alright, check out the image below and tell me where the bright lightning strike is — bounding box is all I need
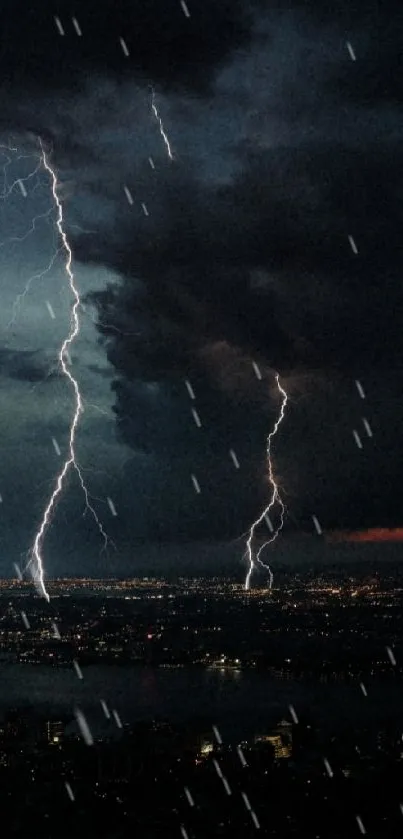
[24,139,112,600]
[150,88,174,161]
[244,372,288,591]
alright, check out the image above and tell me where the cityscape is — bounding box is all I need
[1,566,402,679]
[1,0,402,837]
[1,562,403,837]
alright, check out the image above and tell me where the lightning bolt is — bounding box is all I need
[0,207,54,250]
[150,87,174,161]
[16,138,113,600]
[244,372,288,591]
[0,145,42,200]
[0,145,61,329]
[7,247,63,328]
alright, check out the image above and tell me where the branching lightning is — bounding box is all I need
[244,372,288,590]
[0,146,42,200]
[0,206,54,250]
[7,247,63,328]
[150,88,174,161]
[12,138,113,600]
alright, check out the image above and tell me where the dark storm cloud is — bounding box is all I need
[0,349,57,383]
[69,0,403,538]
[0,0,253,96]
[79,162,294,375]
[3,0,402,550]
[74,134,403,538]
[326,39,403,109]
[268,0,402,34]
[86,363,114,379]
[81,138,403,381]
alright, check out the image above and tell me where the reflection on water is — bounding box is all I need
[0,664,401,740]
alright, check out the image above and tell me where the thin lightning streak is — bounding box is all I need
[7,247,63,328]
[80,301,140,337]
[0,207,54,249]
[0,147,61,328]
[0,155,42,200]
[244,372,288,590]
[150,88,174,161]
[26,139,112,600]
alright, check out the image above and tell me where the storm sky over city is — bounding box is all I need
[1,0,403,578]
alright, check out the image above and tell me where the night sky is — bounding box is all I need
[1,0,403,579]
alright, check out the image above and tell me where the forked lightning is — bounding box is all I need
[22,139,111,599]
[245,372,288,589]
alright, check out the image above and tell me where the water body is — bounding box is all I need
[0,664,401,741]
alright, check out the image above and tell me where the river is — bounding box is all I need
[1,663,402,741]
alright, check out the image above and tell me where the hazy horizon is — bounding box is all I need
[5,536,403,582]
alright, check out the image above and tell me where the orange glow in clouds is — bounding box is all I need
[328,528,403,543]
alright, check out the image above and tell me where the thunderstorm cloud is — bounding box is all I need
[0,0,402,574]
